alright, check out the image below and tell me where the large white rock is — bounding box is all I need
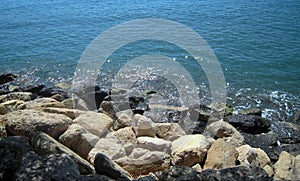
[133,114,156,137]
[274,151,300,180]
[171,134,214,166]
[59,124,100,159]
[73,111,113,137]
[137,136,171,154]
[155,123,186,141]
[105,127,137,145]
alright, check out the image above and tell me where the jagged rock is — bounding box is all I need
[113,109,134,130]
[88,138,126,164]
[273,151,300,180]
[0,73,17,84]
[73,111,113,137]
[14,152,84,180]
[0,92,33,103]
[224,114,271,134]
[205,120,244,146]
[41,107,85,119]
[59,124,100,159]
[199,165,273,181]
[156,166,202,181]
[115,150,170,177]
[155,123,186,141]
[236,145,259,166]
[94,153,131,181]
[17,97,66,110]
[171,134,214,166]
[137,136,171,153]
[99,101,116,118]
[204,138,238,169]
[5,109,72,139]
[0,136,32,180]
[105,127,137,145]
[133,114,156,137]
[31,132,95,175]
[0,100,24,114]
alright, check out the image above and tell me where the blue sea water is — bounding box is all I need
[0,0,299,122]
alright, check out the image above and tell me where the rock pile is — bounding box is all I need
[0,77,299,180]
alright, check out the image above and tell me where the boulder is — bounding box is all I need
[115,149,170,177]
[17,97,66,110]
[31,132,95,175]
[105,127,137,145]
[0,73,17,84]
[205,120,244,146]
[94,153,132,181]
[0,92,33,103]
[171,134,213,166]
[204,138,238,169]
[224,115,270,134]
[88,138,126,164]
[0,136,32,180]
[5,109,72,139]
[273,151,300,180]
[59,124,100,159]
[156,166,202,181]
[133,114,156,137]
[155,123,186,141]
[73,111,113,137]
[113,109,134,130]
[236,145,259,166]
[137,136,171,154]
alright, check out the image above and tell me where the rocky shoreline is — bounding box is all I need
[0,73,299,180]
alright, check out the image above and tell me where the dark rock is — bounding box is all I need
[129,96,148,115]
[82,174,114,181]
[13,84,45,96]
[133,175,158,181]
[156,166,203,181]
[224,115,271,134]
[0,73,17,85]
[199,165,272,181]
[38,87,68,99]
[84,90,108,110]
[94,153,131,181]
[0,84,10,95]
[0,136,32,181]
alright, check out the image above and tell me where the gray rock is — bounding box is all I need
[133,114,156,137]
[105,127,137,145]
[137,136,171,154]
[155,123,186,141]
[156,166,202,181]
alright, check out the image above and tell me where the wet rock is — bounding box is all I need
[14,152,83,181]
[31,132,95,175]
[204,138,238,169]
[0,136,32,181]
[13,84,45,96]
[0,92,33,103]
[105,127,137,145]
[133,114,156,137]
[199,165,273,181]
[171,134,213,167]
[155,123,186,141]
[73,111,113,137]
[94,153,131,181]
[224,114,271,134]
[0,73,17,84]
[17,97,66,110]
[271,121,300,144]
[156,166,202,181]
[137,136,171,153]
[273,151,300,180]
[59,124,100,159]
[5,109,72,139]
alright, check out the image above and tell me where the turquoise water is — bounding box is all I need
[0,0,299,122]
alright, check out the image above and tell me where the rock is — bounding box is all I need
[5,109,72,139]
[273,151,300,180]
[0,136,32,180]
[224,114,271,134]
[255,148,271,168]
[155,123,186,141]
[59,124,100,159]
[115,150,170,177]
[73,111,113,137]
[236,145,259,166]
[132,174,158,181]
[205,120,244,146]
[17,97,66,110]
[88,138,126,164]
[263,165,274,177]
[0,100,24,114]
[129,96,148,114]
[62,98,75,109]
[240,107,262,116]
[105,127,137,145]
[192,164,203,173]
[13,84,45,96]
[137,136,171,153]
[113,109,134,130]
[199,165,273,181]
[94,153,131,181]
[0,103,7,114]
[38,87,68,99]
[31,132,95,175]
[0,92,33,103]
[0,126,6,137]
[156,166,202,181]
[14,152,84,180]
[42,107,85,119]
[50,93,66,102]
[204,138,238,169]
[0,73,17,84]
[133,114,156,137]
[171,134,213,166]
[83,90,108,110]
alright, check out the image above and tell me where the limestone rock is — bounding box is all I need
[155,123,186,141]
[62,98,74,109]
[255,147,271,168]
[137,136,171,154]
[31,132,95,175]
[105,127,137,145]
[0,100,24,114]
[59,124,100,159]
[0,103,7,114]
[5,109,72,139]
[115,150,170,177]
[94,153,131,181]
[273,151,300,180]
[133,114,156,137]
[236,145,259,166]
[17,97,66,110]
[42,107,85,119]
[0,92,33,103]
[171,134,213,166]
[73,111,113,137]
[88,138,126,164]
[113,110,134,130]
[263,165,274,177]
[204,138,238,169]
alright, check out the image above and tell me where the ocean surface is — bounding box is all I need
[0,0,299,123]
